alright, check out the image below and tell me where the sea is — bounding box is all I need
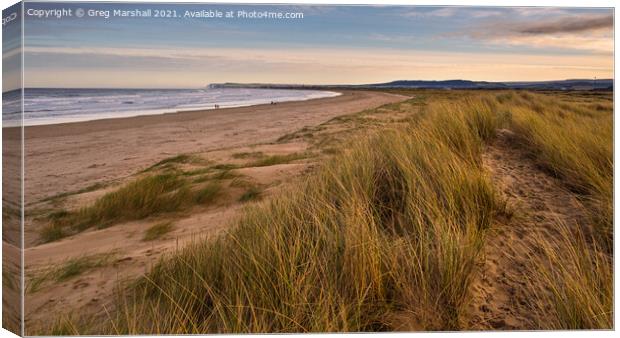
[2,88,341,127]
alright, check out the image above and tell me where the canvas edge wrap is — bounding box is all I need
[2,1,24,336]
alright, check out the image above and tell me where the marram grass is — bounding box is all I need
[42,92,612,334]
[54,96,506,334]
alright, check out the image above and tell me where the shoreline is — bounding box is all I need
[3,89,342,129]
[15,90,352,139]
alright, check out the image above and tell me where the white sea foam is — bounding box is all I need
[2,88,341,127]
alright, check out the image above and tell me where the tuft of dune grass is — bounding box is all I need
[232,151,264,159]
[194,182,223,204]
[41,174,187,241]
[211,170,239,180]
[41,182,107,203]
[248,153,308,167]
[27,252,116,293]
[523,221,612,329]
[143,222,175,242]
[141,154,208,173]
[41,174,222,243]
[238,186,262,202]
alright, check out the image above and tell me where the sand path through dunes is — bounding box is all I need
[467,129,588,329]
[22,90,407,204]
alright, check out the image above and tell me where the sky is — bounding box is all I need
[3,2,615,89]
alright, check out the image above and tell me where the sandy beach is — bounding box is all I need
[20,89,408,329]
[22,90,403,204]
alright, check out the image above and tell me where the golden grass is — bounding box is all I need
[40,174,188,242]
[497,91,613,249]
[40,174,223,243]
[523,222,612,329]
[60,95,508,334]
[42,91,612,333]
[494,91,613,328]
[248,153,308,167]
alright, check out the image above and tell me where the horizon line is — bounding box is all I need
[2,77,613,92]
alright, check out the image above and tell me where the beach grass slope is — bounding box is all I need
[44,90,612,333]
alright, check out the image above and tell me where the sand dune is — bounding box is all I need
[21,90,408,330]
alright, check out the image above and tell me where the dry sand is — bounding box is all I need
[467,129,589,329]
[23,90,403,204]
[19,90,408,330]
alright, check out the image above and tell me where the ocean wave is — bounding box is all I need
[2,88,341,126]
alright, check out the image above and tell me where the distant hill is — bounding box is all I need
[366,79,613,90]
[501,79,613,91]
[366,79,505,89]
[209,79,613,91]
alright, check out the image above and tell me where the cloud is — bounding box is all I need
[403,7,605,24]
[404,7,515,19]
[401,6,604,28]
[403,7,459,18]
[510,7,570,17]
[468,9,504,18]
[448,13,614,53]
[516,14,613,34]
